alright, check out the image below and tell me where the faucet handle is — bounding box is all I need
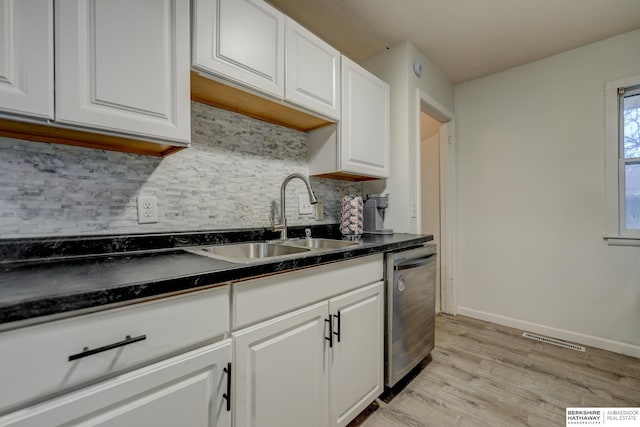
[269,215,284,231]
[304,228,312,238]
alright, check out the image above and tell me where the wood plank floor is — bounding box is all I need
[353,314,640,427]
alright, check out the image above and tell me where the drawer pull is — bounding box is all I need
[68,334,147,362]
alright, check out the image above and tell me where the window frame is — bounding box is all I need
[605,75,640,245]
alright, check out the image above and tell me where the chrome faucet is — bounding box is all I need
[271,173,318,240]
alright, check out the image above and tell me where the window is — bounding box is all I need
[605,76,640,244]
[622,86,640,230]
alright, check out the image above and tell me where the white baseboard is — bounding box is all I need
[457,306,640,359]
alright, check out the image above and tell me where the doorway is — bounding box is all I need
[416,89,455,315]
[420,112,442,312]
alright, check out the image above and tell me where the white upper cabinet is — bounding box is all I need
[285,17,340,120]
[0,0,53,119]
[55,0,191,143]
[340,56,390,178]
[307,56,390,180]
[192,0,340,123]
[193,0,285,98]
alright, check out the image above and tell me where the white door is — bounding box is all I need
[0,0,53,119]
[285,17,340,120]
[55,0,190,143]
[0,341,233,427]
[340,56,390,178]
[328,282,384,427]
[192,0,284,98]
[233,301,329,427]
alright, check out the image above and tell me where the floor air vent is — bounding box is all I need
[522,332,586,352]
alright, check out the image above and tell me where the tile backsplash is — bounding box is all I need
[0,102,362,238]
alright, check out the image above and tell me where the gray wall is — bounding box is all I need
[0,102,361,238]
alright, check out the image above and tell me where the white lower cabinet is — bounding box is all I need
[328,282,384,427]
[0,286,231,427]
[233,302,329,427]
[233,280,384,427]
[0,256,386,427]
[0,287,229,414]
[0,339,232,427]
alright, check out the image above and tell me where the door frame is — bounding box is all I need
[415,89,457,315]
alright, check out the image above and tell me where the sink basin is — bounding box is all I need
[283,238,361,250]
[184,242,310,263]
[184,238,360,264]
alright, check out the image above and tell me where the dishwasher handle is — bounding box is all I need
[394,254,435,271]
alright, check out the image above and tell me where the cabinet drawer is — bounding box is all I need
[0,286,229,414]
[0,340,232,427]
[232,255,383,329]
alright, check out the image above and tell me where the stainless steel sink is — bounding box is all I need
[283,238,361,250]
[184,242,310,263]
[184,238,361,264]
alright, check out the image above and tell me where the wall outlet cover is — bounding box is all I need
[299,195,313,215]
[409,201,417,219]
[314,202,325,220]
[137,196,158,224]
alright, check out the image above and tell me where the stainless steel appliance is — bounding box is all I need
[385,244,437,387]
[364,194,393,234]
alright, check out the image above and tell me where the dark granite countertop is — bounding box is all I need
[0,228,431,329]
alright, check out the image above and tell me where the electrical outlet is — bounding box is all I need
[299,195,313,215]
[137,196,158,224]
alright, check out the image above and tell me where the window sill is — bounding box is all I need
[603,235,640,246]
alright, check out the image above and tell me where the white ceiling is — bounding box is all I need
[267,0,640,84]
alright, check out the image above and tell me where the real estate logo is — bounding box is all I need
[566,408,640,426]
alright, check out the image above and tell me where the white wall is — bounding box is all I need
[363,41,454,233]
[455,29,640,356]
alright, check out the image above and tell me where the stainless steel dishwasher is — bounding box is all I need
[385,244,437,387]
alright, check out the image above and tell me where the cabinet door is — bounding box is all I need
[0,0,53,119]
[328,281,384,427]
[193,0,284,98]
[233,301,329,427]
[340,56,390,178]
[285,17,340,120]
[0,340,232,427]
[55,0,190,143]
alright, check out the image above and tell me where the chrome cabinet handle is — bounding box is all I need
[68,334,146,362]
